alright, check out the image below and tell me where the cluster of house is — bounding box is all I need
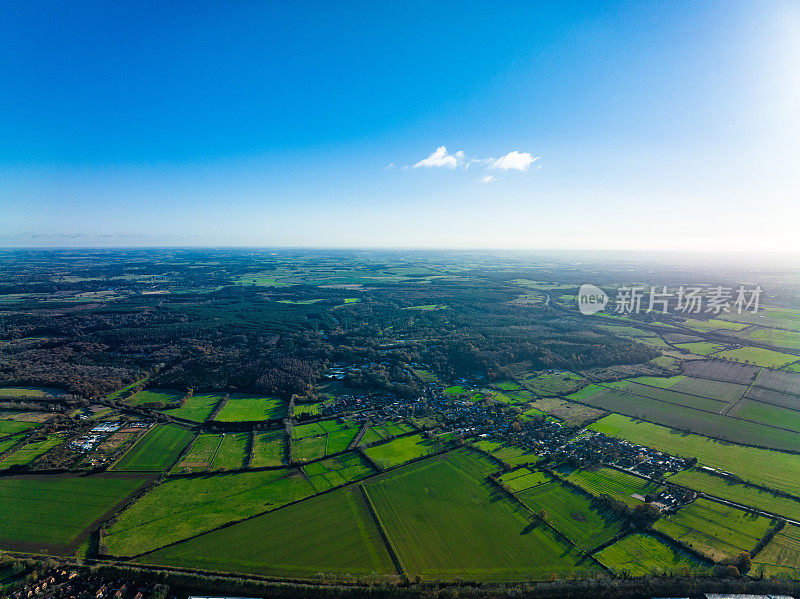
[8,569,167,599]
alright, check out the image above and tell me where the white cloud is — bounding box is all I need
[489,151,539,171]
[481,175,496,183]
[413,146,464,169]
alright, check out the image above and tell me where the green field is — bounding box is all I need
[572,384,800,452]
[211,432,250,470]
[653,498,774,562]
[682,318,749,332]
[590,414,800,497]
[105,468,315,556]
[594,533,705,576]
[127,388,184,406]
[359,421,414,445]
[291,419,360,461]
[303,452,375,492]
[0,434,26,455]
[739,327,800,350]
[293,402,322,417]
[250,430,286,467]
[668,468,800,521]
[0,420,37,436]
[558,466,663,507]
[754,523,800,578]
[0,435,63,469]
[498,468,550,492]
[470,439,540,467]
[364,433,440,469]
[173,433,221,473]
[214,393,287,422]
[716,346,798,368]
[363,449,595,581]
[0,387,63,398]
[675,341,723,356]
[519,370,586,396]
[161,392,223,422]
[140,485,396,578]
[517,479,623,551]
[111,424,194,472]
[0,474,148,551]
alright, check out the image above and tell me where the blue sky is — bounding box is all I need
[1,1,798,249]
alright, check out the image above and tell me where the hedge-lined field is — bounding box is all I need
[111,425,194,472]
[0,474,148,551]
[161,392,224,422]
[105,468,315,557]
[594,533,705,576]
[139,485,397,578]
[250,430,286,467]
[364,433,439,469]
[590,414,800,497]
[363,449,595,581]
[653,498,774,562]
[559,466,663,507]
[214,393,286,422]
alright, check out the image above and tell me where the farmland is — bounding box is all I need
[497,467,550,492]
[160,392,223,422]
[364,433,440,469]
[303,452,375,492]
[126,389,184,406]
[291,419,360,462]
[140,485,396,578]
[754,524,800,578]
[653,498,774,561]
[715,347,798,368]
[213,393,287,422]
[172,433,221,473]
[250,430,286,467]
[590,414,800,496]
[0,474,149,551]
[210,432,250,470]
[470,439,540,467]
[104,468,315,556]
[668,468,800,521]
[362,449,595,580]
[111,425,194,472]
[594,533,706,576]
[0,435,63,469]
[359,421,415,445]
[516,478,623,551]
[558,466,663,507]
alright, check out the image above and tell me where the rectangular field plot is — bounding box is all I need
[291,419,359,462]
[517,479,623,551]
[715,347,797,369]
[213,393,287,422]
[303,452,375,492]
[140,485,397,578]
[104,468,315,557]
[755,368,800,395]
[250,430,286,467]
[363,449,595,581]
[590,414,800,497]
[744,386,800,410]
[498,468,550,492]
[572,384,800,452]
[668,468,800,522]
[126,388,184,406]
[172,433,221,473]
[0,474,149,552]
[594,533,706,576]
[0,420,37,436]
[559,466,663,508]
[653,498,774,562]
[210,432,250,471]
[0,435,63,469]
[359,421,414,445]
[111,424,194,472]
[470,439,539,468]
[292,402,322,418]
[738,327,800,350]
[675,341,723,356]
[364,433,440,469]
[730,399,800,433]
[754,523,800,578]
[683,360,759,385]
[161,392,223,422]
